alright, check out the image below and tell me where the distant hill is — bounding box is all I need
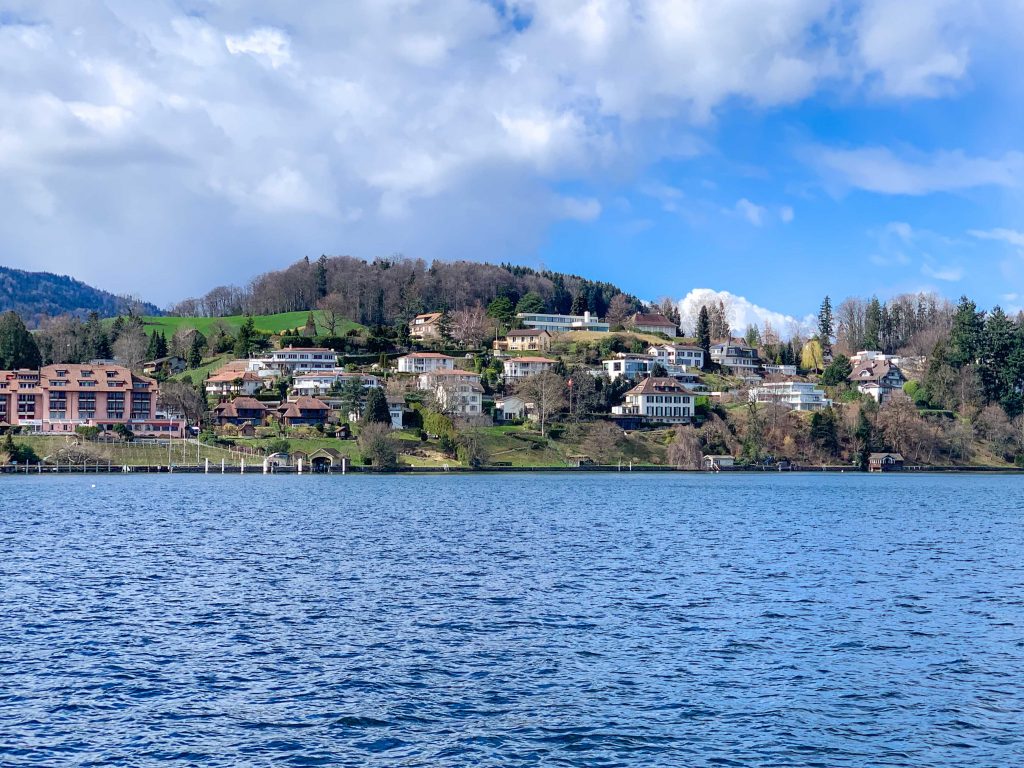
[0,266,159,327]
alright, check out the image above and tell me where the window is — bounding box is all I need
[79,392,96,419]
[107,392,125,419]
[49,392,67,420]
[18,394,36,418]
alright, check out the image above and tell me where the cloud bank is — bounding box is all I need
[677,288,815,338]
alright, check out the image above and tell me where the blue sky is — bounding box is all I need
[1,1,1022,322]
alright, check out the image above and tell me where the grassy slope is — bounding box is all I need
[116,311,364,338]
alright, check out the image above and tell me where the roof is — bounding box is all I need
[849,360,902,383]
[145,356,184,365]
[425,368,480,376]
[625,376,697,396]
[401,352,454,359]
[213,397,268,416]
[652,343,703,352]
[271,347,335,354]
[207,369,261,383]
[37,363,154,392]
[506,329,551,337]
[631,313,677,327]
[506,356,556,363]
[413,312,443,322]
[869,452,904,461]
[278,396,330,418]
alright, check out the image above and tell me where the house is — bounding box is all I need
[602,354,652,382]
[849,360,906,403]
[397,352,456,374]
[516,311,609,333]
[494,395,526,422]
[387,395,405,429]
[143,356,187,376]
[703,454,735,470]
[206,369,263,397]
[494,329,552,353]
[409,312,444,341]
[868,452,904,472]
[648,344,704,370]
[291,370,380,397]
[611,377,696,425]
[307,447,346,472]
[212,396,268,427]
[503,356,557,382]
[248,347,337,375]
[710,340,760,373]
[0,364,185,437]
[433,379,484,417]
[762,364,797,376]
[750,381,831,411]
[629,312,677,336]
[417,368,481,391]
[277,396,331,427]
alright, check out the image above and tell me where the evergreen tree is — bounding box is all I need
[817,295,834,355]
[487,296,515,331]
[980,306,1016,403]
[437,311,454,346]
[864,297,883,350]
[303,312,317,337]
[187,333,204,368]
[363,387,393,425]
[84,312,111,360]
[234,316,257,358]
[570,292,589,315]
[854,408,875,470]
[515,292,546,315]
[810,408,839,456]
[948,295,984,369]
[697,305,711,370]
[820,354,852,386]
[315,255,328,299]
[0,311,42,370]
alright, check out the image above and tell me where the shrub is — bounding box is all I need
[265,438,290,455]
[74,425,101,441]
[357,423,397,469]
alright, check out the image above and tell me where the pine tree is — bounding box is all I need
[570,292,588,316]
[948,295,984,369]
[363,387,393,425]
[864,297,882,350]
[187,334,204,368]
[817,295,833,355]
[315,255,328,299]
[697,306,711,370]
[981,306,1015,404]
[234,316,257,358]
[0,311,41,370]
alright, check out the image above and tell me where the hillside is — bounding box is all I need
[130,310,363,338]
[0,266,158,327]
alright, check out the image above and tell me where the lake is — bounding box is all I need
[1,473,1022,766]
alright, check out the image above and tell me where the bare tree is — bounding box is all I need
[317,292,347,336]
[516,370,567,437]
[668,426,703,469]
[112,324,148,370]
[157,380,207,426]
[606,294,632,328]
[450,304,493,348]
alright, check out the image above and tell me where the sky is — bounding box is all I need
[1,0,1023,318]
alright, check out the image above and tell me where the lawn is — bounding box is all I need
[16,435,250,467]
[113,311,364,338]
[169,354,232,383]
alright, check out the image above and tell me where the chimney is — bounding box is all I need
[583,311,591,323]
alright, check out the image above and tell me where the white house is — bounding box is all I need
[409,312,443,341]
[397,352,456,374]
[417,368,481,391]
[711,340,760,373]
[516,311,610,333]
[205,369,263,396]
[494,395,526,422]
[291,370,380,397]
[434,379,484,417]
[249,347,337,375]
[503,356,557,382]
[629,313,678,336]
[602,354,652,382]
[762,364,797,376]
[750,381,831,411]
[612,377,697,424]
[648,344,705,370]
[387,396,405,429]
[849,360,906,403]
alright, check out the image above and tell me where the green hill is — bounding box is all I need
[120,311,363,338]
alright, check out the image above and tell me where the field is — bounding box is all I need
[117,311,364,338]
[553,330,685,346]
[17,435,251,467]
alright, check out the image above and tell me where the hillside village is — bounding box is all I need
[2,258,1024,471]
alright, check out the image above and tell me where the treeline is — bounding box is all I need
[0,266,158,328]
[168,256,644,325]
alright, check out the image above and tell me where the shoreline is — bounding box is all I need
[3,463,1023,476]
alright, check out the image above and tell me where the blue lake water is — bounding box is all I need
[1,473,1023,766]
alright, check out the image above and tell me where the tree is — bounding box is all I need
[809,408,840,456]
[515,292,546,315]
[854,408,875,469]
[864,296,883,350]
[800,339,825,373]
[437,310,454,346]
[583,421,628,464]
[302,312,317,338]
[486,296,515,332]
[516,370,567,437]
[187,333,205,368]
[84,312,111,360]
[112,323,148,370]
[820,354,852,386]
[948,296,984,369]
[570,292,589,315]
[234,316,258,358]
[457,428,490,467]
[0,311,42,370]
[667,426,703,469]
[451,304,492,348]
[157,380,207,425]
[605,294,632,328]
[696,306,711,370]
[146,330,168,361]
[315,254,329,299]
[358,422,397,469]
[818,295,834,355]
[338,378,367,418]
[363,387,393,425]
[650,362,668,378]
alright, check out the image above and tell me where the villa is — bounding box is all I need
[248,346,337,376]
[629,313,678,336]
[409,312,444,342]
[749,381,831,411]
[648,344,705,370]
[493,329,552,353]
[611,377,697,425]
[516,311,609,333]
[849,360,906,403]
[711,340,760,374]
[397,352,456,374]
[503,357,557,382]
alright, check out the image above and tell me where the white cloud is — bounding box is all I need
[678,288,814,339]
[225,28,291,68]
[779,205,795,223]
[810,146,1024,195]
[735,198,766,226]
[921,263,963,281]
[0,1,1007,301]
[970,228,1024,248]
